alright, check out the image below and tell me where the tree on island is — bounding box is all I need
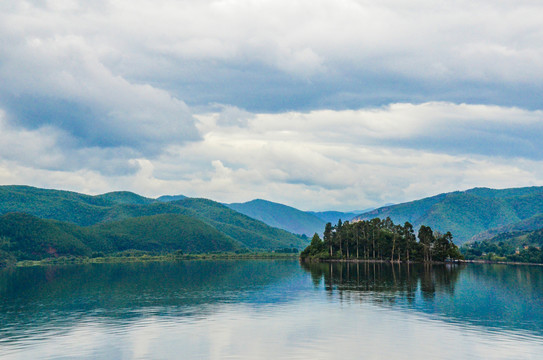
[323,222,333,257]
[300,217,462,262]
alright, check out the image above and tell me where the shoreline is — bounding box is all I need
[299,257,543,266]
[6,254,543,268]
[7,252,299,268]
[459,259,543,266]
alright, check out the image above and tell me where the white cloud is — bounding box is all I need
[87,103,543,209]
[2,102,542,209]
[0,4,199,155]
[3,0,543,110]
[1,101,542,209]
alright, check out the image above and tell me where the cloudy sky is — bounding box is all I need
[1,0,542,211]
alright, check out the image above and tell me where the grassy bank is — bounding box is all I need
[14,252,299,267]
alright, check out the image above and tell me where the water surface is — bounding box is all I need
[1,260,542,359]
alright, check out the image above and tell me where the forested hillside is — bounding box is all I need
[0,186,307,265]
[0,213,241,266]
[354,187,543,243]
[461,226,543,264]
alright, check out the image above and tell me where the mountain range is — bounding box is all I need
[226,199,363,236]
[2,184,543,266]
[226,187,543,245]
[353,186,543,243]
[0,186,307,264]
[226,199,326,236]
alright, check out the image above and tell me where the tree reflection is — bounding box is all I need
[301,261,463,305]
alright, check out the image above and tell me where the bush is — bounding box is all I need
[0,249,16,268]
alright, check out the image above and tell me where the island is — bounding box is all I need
[300,217,463,263]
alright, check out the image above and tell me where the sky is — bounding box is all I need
[1,0,543,211]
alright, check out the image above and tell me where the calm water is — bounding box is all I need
[1,260,542,359]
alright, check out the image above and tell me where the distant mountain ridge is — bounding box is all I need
[157,194,186,202]
[226,199,326,236]
[225,199,366,236]
[308,210,370,225]
[353,186,543,244]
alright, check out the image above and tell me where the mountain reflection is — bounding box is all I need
[1,259,543,347]
[0,260,301,341]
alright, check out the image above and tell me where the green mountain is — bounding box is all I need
[90,213,241,254]
[353,186,543,244]
[0,212,241,263]
[486,227,543,248]
[470,213,543,243]
[460,225,543,263]
[226,199,326,236]
[95,191,156,205]
[170,198,305,249]
[0,185,154,226]
[0,213,92,262]
[0,186,307,262]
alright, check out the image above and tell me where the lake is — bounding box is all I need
[1,260,542,359]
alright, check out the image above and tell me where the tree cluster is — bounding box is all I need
[301,217,462,262]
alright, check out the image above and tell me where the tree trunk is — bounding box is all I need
[372,230,376,259]
[391,235,396,262]
[356,235,359,259]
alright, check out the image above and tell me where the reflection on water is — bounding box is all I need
[301,261,543,333]
[1,260,542,359]
[302,261,460,301]
[0,260,302,339]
